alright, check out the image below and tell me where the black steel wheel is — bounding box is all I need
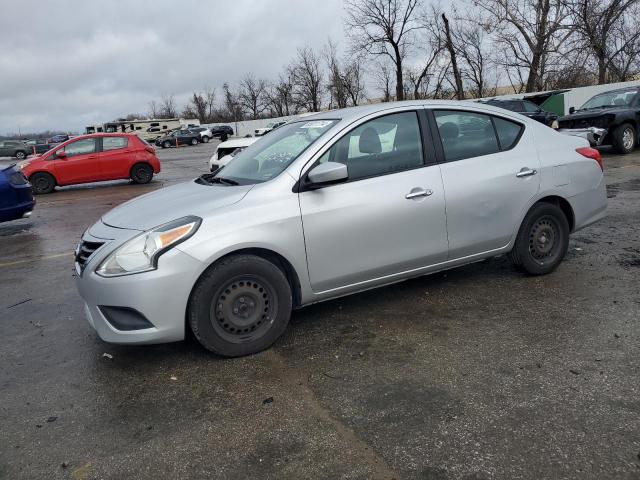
[30,172,56,194]
[509,202,569,275]
[130,163,153,184]
[188,254,292,357]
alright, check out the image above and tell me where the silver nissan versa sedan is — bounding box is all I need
[75,101,607,357]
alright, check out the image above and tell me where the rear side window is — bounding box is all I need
[103,136,128,151]
[317,111,424,181]
[493,117,523,150]
[434,110,499,162]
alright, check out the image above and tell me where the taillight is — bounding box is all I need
[576,147,603,171]
[144,145,155,154]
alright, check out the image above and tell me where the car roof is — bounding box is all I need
[296,99,526,123]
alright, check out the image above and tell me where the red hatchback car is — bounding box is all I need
[21,133,161,194]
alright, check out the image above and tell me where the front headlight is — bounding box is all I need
[551,120,559,129]
[96,216,201,277]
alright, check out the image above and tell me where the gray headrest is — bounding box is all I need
[439,122,459,140]
[359,127,382,154]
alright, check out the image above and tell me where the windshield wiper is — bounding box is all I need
[196,174,239,186]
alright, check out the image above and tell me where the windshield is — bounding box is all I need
[216,119,338,184]
[581,89,638,110]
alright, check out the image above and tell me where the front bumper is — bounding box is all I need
[74,225,203,345]
[557,127,607,146]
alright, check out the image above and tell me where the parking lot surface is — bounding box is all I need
[1,143,639,479]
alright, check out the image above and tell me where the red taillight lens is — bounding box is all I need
[144,145,155,154]
[576,147,603,171]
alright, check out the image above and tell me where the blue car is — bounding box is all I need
[0,164,35,222]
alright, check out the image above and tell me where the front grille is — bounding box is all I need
[75,240,104,272]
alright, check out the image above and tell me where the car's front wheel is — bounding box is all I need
[612,123,636,154]
[30,172,56,194]
[190,137,198,146]
[509,202,570,275]
[15,151,26,160]
[130,163,153,184]
[162,141,171,149]
[188,254,292,357]
[202,136,210,143]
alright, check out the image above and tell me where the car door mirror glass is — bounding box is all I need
[56,150,67,158]
[307,162,348,186]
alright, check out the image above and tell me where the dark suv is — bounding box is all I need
[484,99,559,127]
[210,125,234,137]
[0,140,29,160]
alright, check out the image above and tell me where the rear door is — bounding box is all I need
[53,137,101,184]
[430,109,540,259]
[299,110,449,293]
[98,136,130,180]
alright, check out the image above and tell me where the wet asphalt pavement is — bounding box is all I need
[0,142,639,480]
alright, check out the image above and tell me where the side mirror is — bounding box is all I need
[307,162,348,187]
[569,107,575,114]
[56,150,67,159]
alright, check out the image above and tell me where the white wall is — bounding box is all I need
[563,80,640,112]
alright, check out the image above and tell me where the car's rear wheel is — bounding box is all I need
[509,202,569,275]
[612,123,636,154]
[15,151,26,160]
[188,254,292,357]
[130,163,153,184]
[30,172,56,194]
[202,136,210,143]
[162,141,171,149]
[190,137,198,146]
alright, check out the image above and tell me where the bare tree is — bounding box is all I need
[159,94,178,118]
[325,40,349,109]
[373,61,394,101]
[148,100,160,119]
[265,72,297,117]
[222,83,243,122]
[343,60,367,105]
[569,0,640,83]
[474,0,572,92]
[345,0,422,101]
[290,47,323,111]
[455,19,495,97]
[441,13,465,99]
[239,74,268,119]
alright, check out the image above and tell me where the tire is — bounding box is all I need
[15,150,26,160]
[611,123,636,154]
[190,137,198,146]
[220,133,229,142]
[130,163,153,184]
[509,202,570,275]
[202,136,210,143]
[188,254,292,357]
[30,172,56,194]
[163,141,171,149]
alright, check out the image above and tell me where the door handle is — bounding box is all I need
[405,188,433,199]
[516,167,537,178]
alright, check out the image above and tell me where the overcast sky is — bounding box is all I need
[0,0,346,135]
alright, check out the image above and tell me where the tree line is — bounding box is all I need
[143,0,640,123]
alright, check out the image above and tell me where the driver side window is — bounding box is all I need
[61,138,96,157]
[318,111,424,181]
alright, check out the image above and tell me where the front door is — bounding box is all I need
[299,110,449,293]
[431,109,541,259]
[53,137,100,184]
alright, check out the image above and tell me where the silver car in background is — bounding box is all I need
[75,101,607,357]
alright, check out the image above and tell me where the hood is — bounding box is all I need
[101,179,254,231]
